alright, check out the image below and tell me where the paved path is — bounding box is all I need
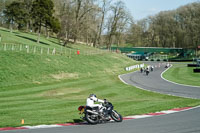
[120,62,200,99]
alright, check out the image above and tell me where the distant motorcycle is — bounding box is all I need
[78,100,123,124]
[146,69,149,75]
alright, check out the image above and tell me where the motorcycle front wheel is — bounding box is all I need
[111,110,123,122]
[85,112,99,124]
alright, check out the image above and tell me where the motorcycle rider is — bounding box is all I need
[86,94,105,112]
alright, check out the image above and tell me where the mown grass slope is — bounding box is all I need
[0,28,200,128]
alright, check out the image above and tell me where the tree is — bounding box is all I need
[4,1,29,32]
[95,0,111,47]
[31,0,55,43]
[47,17,61,38]
[23,0,33,32]
[106,0,132,49]
[56,0,99,46]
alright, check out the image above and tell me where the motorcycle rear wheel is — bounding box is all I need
[111,110,123,122]
[85,112,99,124]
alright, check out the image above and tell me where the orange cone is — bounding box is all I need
[21,119,24,124]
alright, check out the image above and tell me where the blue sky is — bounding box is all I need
[123,0,198,20]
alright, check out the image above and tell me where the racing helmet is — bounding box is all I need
[89,94,96,98]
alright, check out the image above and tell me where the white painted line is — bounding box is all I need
[125,115,152,119]
[23,125,62,129]
[160,110,178,114]
[118,71,185,99]
[119,64,199,99]
[118,75,129,85]
[161,64,200,88]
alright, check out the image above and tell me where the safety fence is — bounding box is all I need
[0,43,106,57]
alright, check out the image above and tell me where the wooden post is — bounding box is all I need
[0,34,2,42]
[47,48,50,55]
[61,46,63,55]
[4,43,6,51]
[26,45,29,53]
[41,47,43,54]
[12,44,14,51]
[20,44,22,51]
[70,49,71,57]
[52,48,56,55]
[34,46,36,53]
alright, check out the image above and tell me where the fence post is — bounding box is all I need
[60,46,63,55]
[41,47,43,54]
[34,46,36,53]
[12,44,14,51]
[52,48,56,55]
[26,45,29,53]
[4,43,6,51]
[47,48,50,55]
[19,44,22,51]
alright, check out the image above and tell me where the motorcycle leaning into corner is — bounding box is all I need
[78,100,123,124]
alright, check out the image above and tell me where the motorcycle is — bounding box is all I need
[78,100,123,124]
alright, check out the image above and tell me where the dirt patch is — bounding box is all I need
[51,72,79,80]
[40,87,85,98]
[33,81,42,84]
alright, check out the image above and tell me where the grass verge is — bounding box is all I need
[0,28,200,128]
[163,63,200,86]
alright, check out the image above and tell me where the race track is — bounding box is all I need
[120,62,200,99]
[3,62,200,133]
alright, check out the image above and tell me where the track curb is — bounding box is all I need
[1,106,199,131]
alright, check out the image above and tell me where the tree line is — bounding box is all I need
[0,0,200,49]
[0,0,60,43]
[0,0,132,48]
[127,2,200,49]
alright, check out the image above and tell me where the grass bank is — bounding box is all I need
[0,28,200,128]
[163,63,200,86]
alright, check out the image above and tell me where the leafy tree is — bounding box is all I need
[31,0,55,43]
[4,1,29,32]
[46,17,61,38]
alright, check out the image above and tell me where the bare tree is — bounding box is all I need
[106,0,131,49]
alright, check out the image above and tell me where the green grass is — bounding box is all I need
[163,63,200,86]
[0,28,200,128]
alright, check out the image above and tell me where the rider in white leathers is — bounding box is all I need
[86,94,104,111]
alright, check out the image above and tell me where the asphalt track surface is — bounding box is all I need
[3,62,200,133]
[120,62,200,99]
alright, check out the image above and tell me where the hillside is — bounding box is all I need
[0,28,200,128]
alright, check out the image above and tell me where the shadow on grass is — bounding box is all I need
[48,40,61,45]
[48,39,77,50]
[0,29,21,35]
[0,29,10,33]
[15,35,49,45]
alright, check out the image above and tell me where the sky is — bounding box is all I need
[123,0,198,21]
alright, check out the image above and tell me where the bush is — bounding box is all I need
[157,59,160,61]
[150,59,154,61]
[163,59,167,62]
